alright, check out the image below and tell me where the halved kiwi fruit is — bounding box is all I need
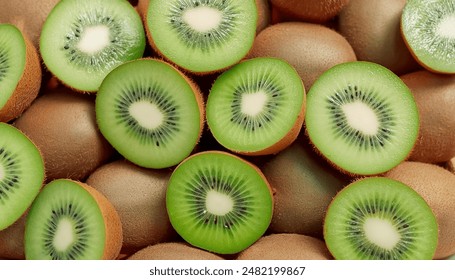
[305,61,419,176]
[40,0,145,92]
[96,58,204,169]
[401,0,455,74]
[206,57,305,155]
[166,151,273,254]
[324,177,438,260]
[24,179,123,260]
[0,23,41,122]
[144,0,257,74]
[0,123,45,231]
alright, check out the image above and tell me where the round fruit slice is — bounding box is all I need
[24,179,122,260]
[206,57,306,155]
[401,0,455,74]
[324,177,438,260]
[166,151,273,254]
[0,123,44,230]
[145,0,257,73]
[40,0,145,92]
[0,23,41,122]
[95,58,204,169]
[305,61,419,176]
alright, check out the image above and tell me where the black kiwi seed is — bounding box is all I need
[0,148,20,201]
[0,49,9,82]
[326,85,395,150]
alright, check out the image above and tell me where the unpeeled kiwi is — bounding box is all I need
[270,0,350,23]
[384,161,455,259]
[13,87,114,182]
[0,23,41,122]
[0,212,27,260]
[338,0,420,75]
[25,179,123,260]
[400,70,455,163]
[261,140,348,238]
[237,233,333,260]
[86,159,176,254]
[127,242,225,260]
[248,22,357,92]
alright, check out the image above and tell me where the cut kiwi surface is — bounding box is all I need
[401,0,455,74]
[40,0,145,92]
[166,151,273,254]
[96,58,204,169]
[0,23,41,122]
[305,61,419,176]
[145,0,257,73]
[206,57,305,155]
[24,179,122,260]
[324,177,438,260]
[0,123,44,231]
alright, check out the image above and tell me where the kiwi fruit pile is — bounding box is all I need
[0,0,454,261]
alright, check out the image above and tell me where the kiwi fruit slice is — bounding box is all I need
[86,159,176,254]
[206,57,305,156]
[237,233,333,260]
[0,123,45,231]
[248,22,357,92]
[96,58,204,169]
[401,0,455,74]
[324,177,438,260]
[127,242,225,260]
[305,61,419,176]
[0,23,41,122]
[13,87,114,182]
[166,151,273,254]
[39,0,145,92]
[144,0,257,74]
[384,161,455,259]
[400,70,455,163]
[24,179,123,260]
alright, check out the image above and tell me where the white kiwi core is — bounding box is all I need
[241,91,268,117]
[363,217,400,250]
[205,190,233,216]
[77,25,111,55]
[342,101,379,136]
[183,6,223,32]
[436,14,455,39]
[129,101,164,130]
[53,218,75,252]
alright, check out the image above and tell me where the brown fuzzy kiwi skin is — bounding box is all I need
[261,139,348,238]
[446,158,455,173]
[127,242,225,260]
[13,88,115,182]
[248,22,357,92]
[384,161,455,259]
[0,212,27,260]
[0,0,60,48]
[271,0,350,23]
[0,28,41,123]
[86,159,177,255]
[338,0,420,76]
[400,71,455,163]
[72,180,123,260]
[237,233,333,260]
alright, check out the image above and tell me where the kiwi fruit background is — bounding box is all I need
[127,242,225,260]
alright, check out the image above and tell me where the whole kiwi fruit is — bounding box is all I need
[248,22,357,92]
[127,242,225,260]
[384,161,455,259]
[271,0,350,23]
[400,70,455,163]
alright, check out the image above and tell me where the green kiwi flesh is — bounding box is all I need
[95,58,204,169]
[401,0,455,74]
[324,177,438,260]
[206,57,305,155]
[166,151,273,254]
[146,0,257,73]
[0,123,44,230]
[40,0,145,92]
[305,61,419,176]
[24,179,121,260]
